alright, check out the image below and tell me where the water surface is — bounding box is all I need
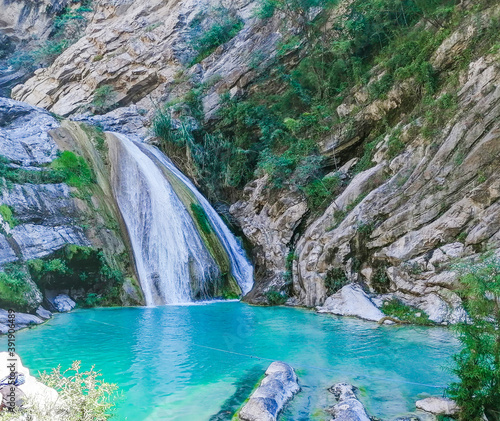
[3,303,458,420]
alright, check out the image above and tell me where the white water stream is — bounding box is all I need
[109,133,253,305]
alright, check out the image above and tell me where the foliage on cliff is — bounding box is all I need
[28,245,124,307]
[7,1,93,70]
[152,0,498,205]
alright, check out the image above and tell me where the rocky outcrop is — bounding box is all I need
[52,294,76,312]
[229,6,500,322]
[317,284,385,322]
[0,352,61,417]
[327,383,371,421]
[239,361,300,421]
[415,397,459,416]
[230,176,308,303]
[0,0,69,43]
[11,0,285,118]
[0,98,92,263]
[0,309,45,334]
[0,97,143,317]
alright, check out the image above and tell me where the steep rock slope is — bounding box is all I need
[11,0,282,117]
[7,0,500,323]
[0,98,143,313]
[230,5,500,322]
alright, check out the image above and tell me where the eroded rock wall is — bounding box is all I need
[0,97,143,310]
[10,0,284,117]
[230,7,500,323]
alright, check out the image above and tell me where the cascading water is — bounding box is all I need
[108,133,253,305]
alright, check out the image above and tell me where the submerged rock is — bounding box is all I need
[52,294,76,313]
[415,397,459,416]
[317,284,385,322]
[328,383,371,421]
[239,361,300,421]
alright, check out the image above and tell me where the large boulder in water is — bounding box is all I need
[416,397,459,416]
[239,361,300,421]
[328,383,371,421]
[317,284,385,322]
[52,294,76,313]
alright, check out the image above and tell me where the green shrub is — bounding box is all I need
[0,204,18,228]
[0,155,65,186]
[36,361,117,421]
[382,298,434,325]
[92,85,117,114]
[448,255,500,421]
[190,9,244,65]
[0,272,32,311]
[324,268,349,296]
[353,138,382,174]
[82,292,103,308]
[372,266,390,293]
[266,289,288,305]
[50,151,95,189]
[302,173,343,210]
[28,245,124,306]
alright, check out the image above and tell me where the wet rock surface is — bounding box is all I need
[239,362,300,421]
[327,383,371,421]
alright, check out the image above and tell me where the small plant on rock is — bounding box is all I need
[91,85,117,114]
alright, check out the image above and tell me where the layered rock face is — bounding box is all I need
[0,98,90,268]
[7,0,500,324]
[11,0,282,117]
[0,97,143,315]
[0,0,69,43]
[230,7,500,323]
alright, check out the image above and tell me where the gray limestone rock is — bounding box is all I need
[328,383,371,421]
[317,284,385,322]
[239,362,300,421]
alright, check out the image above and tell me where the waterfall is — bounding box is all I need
[108,133,253,305]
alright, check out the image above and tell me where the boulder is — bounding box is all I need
[53,294,76,313]
[35,306,52,320]
[317,284,385,322]
[0,309,44,333]
[415,397,459,416]
[328,383,371,421]
[239,361,300,421]
[0,352,61,416]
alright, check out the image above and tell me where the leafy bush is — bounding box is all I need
[190,8,244,64]
[91,85,117,114]
[0,155,65,186]
[0,271,32,311]
[302,173,343,210]
[381,298,433,325]
[50,151,95,189]
[266,289,288,305]
[324,268,349,296]
[33,361,116,421]
[28,245,124,306]
[0,204,18,228]
[448,256,500,421]
[371,266,390,293]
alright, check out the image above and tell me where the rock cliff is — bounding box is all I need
[0,97,143,317]
[3,0,500,323]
